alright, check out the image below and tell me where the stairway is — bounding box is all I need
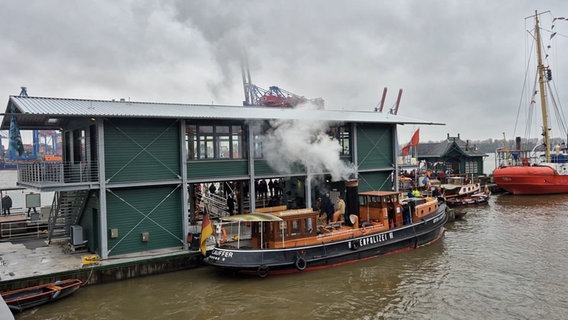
[47,190,90,244]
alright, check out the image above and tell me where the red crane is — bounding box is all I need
[241,58,323,108]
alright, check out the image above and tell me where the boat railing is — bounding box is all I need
[495,148,534,167]
[16,161,99,187]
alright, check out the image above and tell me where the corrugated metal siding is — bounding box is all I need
[254,160,278,176]
[106,186,182,256]
[358,172,392,192]
[104,118,181,183]
[187,160,249,179]
[254,160,307,176]
[5,96,441,125]
[356,124,394,170]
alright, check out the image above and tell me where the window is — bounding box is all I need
[465,161,478,174]
[186,124,244,160]
[329,125,351,156]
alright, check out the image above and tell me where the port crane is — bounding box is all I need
[241,57,323,108]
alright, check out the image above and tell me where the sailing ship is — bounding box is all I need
[493,11,568,195]
[204,181,447,277]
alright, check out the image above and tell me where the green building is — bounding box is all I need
[1,95,441,259]
[416,133,487,177]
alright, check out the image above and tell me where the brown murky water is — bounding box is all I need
[14,193,568,320]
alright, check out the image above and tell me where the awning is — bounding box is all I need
[220,213,283,222]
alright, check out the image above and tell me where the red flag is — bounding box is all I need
[200,213,213,255]
[401,144,411,156]
[410,129,420,147]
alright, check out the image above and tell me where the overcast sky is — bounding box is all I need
[1,0,568,144]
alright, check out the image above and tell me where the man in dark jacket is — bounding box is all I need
[2,193,12,216]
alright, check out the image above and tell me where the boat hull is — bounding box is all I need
[493,165,568,195]
[205,204,447,277]
[446,193,489,208]
[1,279,82,313]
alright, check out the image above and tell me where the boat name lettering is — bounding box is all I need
[208,250,234,261]
[357,233,389,247]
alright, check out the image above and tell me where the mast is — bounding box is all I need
[534,10,551,162]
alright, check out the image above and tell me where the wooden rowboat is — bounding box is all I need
[1,278,83,313]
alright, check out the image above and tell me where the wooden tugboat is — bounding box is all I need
[1,279,83,313]
[204,182,447,277]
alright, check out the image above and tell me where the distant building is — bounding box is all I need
[416,133,487,177]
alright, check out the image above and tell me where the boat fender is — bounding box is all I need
[51,290,61,299]
[257,265,269,278]
[351,240,359,250]
[295,256,307,271]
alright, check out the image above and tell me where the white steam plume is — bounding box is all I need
[260,104,357,181]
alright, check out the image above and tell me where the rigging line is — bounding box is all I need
[106,184,183,254]
[515,38,535,141]
[105,119,181,182]
[525,73,538,143]
[546,81,568,136]
[548,80,568,135]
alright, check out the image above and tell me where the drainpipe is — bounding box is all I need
[97,119,108,259]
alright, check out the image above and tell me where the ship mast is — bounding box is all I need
[534,10,551,162]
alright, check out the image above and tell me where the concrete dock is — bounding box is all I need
[0,237,204,292]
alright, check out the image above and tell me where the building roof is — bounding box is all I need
[417,135,486,158]
[1,96,444,130]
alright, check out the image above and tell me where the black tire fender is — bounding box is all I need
[351,240,359,250]
[295,256,307,271]
[257,265,269,278]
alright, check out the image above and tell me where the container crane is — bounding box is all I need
[241,57,323,108]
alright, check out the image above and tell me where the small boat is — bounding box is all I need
[1,279,83,313]
[204,182,447,277]
[441,176,481,199]
[445,191,490,208]
[493,11,568,195]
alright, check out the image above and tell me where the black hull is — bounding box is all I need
[205,204,447,277]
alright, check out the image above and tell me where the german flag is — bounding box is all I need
[200,213,213,256]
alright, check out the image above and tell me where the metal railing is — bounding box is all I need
[0,220,48,241]
[17,161,99,187]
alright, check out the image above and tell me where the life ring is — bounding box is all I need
[257,265,269,278]
[351,240,359,250]
[295,256,307,271]
[220,227,227,244]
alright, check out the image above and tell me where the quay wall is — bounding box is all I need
[0,252,204,292]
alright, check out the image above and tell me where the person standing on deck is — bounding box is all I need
[332,196,346,222]
[2,193,12,216]
[320,194,335,224]
[227,194,235,216]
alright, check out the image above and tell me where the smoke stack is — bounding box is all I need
[345,180,359,226]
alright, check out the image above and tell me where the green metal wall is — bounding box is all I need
[254,160,306,176]
[357,171,393,192]
[188,160,249,179]
[104,118,181,183]
[106,186,182,256]
[356,124,394,170]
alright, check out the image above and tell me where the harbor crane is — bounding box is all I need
[241,57,323,108]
